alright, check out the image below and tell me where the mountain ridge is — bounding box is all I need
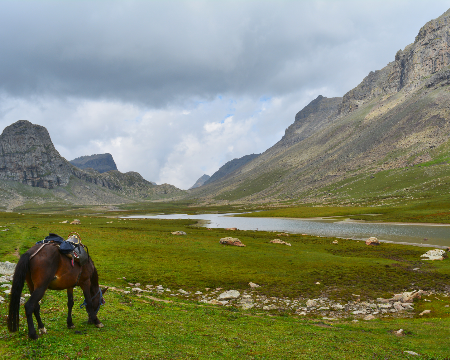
[188,8,450,204]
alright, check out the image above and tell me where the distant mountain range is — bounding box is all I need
[190,174,210,189]
[70,153,118,173]
[189,9,450,204]
[189,153,260,189]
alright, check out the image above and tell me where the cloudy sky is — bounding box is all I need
[0,1,449,189]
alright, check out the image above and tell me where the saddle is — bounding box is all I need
[36,232,89,266]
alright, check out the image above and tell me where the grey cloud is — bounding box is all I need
[1,1,448,108]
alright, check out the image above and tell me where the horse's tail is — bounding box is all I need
[8,252,31,332]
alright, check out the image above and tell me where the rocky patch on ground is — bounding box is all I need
[110,278,442,320]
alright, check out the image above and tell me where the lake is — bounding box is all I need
[125,213,450,248]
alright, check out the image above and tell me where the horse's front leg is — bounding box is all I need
[81,286,103,328]
[66,288,75,329]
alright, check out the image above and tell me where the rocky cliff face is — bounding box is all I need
[0,120,74,188]
[339,9,450,116]
[70,153,118,173]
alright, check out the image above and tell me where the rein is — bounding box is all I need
[80,288,105,315]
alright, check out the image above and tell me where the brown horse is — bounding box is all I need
[8,242,107,340]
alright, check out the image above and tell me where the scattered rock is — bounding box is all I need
[395,329,404,336]
[207,299,223,306]
[70,219,81,225]
[171,231,186,235]
[277,233,289,236]
[270,239,291,246]
[403,350,420,356]
[0,261,16,275]
[306,299,317,308]
[249,282,260,288]
[225,228,237,231]
[419,310,431,316]
[60,220,68,224]
[219,237,246,247]
[332,240,338,244]
[365,237,380,246]
[421,249,447,261]
[218,290,240,300]
[363,314,376,320]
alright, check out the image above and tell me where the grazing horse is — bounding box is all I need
[8,241,107,340]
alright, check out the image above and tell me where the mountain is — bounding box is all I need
[70,153,118,173]
[0,120,183,209]
[204,154,260,185]
[190,174,210,189]
[189,9,450,204]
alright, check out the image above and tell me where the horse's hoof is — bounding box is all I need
[67,324,75,329]
[39,327,47,335]
[95,322,104,328]
[29,333,39,340]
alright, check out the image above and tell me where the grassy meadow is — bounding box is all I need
[1,210,450,358]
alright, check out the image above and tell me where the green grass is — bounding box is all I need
[2,211,450,358]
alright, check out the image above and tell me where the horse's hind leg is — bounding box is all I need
[24,286,47,340]
[26,278,47,336]
[66,288,75,329]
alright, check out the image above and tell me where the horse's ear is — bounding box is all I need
[101,287,108,295]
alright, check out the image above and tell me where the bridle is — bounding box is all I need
[80,288,105,315]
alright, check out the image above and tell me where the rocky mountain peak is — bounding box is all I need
[339,8,450,116]
[281,95,342,146]
[0,120,73,188]
[70,153,118,173]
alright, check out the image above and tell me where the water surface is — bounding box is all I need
[127,213,450,248]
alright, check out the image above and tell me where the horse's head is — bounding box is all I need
[91,286,108,315]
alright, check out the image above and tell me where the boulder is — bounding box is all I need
[218,290,240,300]
[421,249,447,261]
[270,239,291,246]
[219,237,246,247]
[365,237,380,246]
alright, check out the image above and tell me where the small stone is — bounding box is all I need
[395,329,404,336]
[332,240,338,244]
[269,239,291,246]
[403,350,419,356]
[419,310,431,316]
[219,237,246,247]
[363,314,376,320]
[249,282,260,288]
[306,299,317,308]
[171,231,187,235]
